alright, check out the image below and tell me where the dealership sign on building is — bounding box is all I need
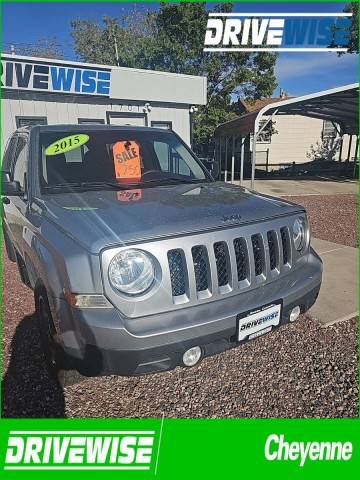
[1,56,111,96]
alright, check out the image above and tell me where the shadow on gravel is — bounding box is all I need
[2,314,66,418]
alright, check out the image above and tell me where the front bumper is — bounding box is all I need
[57,249,322,377]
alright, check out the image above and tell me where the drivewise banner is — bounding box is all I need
[0,418,358,478]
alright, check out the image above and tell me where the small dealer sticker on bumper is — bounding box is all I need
[237,301,282,342]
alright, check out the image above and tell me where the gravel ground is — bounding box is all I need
[2,194,358,418]
[284,194,357,248]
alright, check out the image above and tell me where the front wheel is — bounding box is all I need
[35,289,83,387]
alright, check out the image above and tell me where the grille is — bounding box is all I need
[165,223,294,301]
[251,234,265,276]
[280,227,290,264]
[267,231,278,270]
[192,245,209,292]
[167,249,186,296]
[214,241,229,286]
[233,238,248,281]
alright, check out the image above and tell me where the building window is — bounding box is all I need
[151,121,172,130]
[322,121,337,139]
[78,118,105,124]
[16,116,47,128]
[257,120,272,143]
[106,112,146,126]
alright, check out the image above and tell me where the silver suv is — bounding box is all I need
[2,125,322,383]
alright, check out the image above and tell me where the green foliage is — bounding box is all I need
[8,38,63,59]
[71,3,278,153]
[307,138,341,162]
[343,2,359,54]
[331,3,359,55]
[71,9,156,68]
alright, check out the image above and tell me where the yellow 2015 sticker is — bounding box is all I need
[45,134,89,156]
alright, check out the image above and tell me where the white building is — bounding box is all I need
[1,54,207,153]
[238,98,357,168]
[214,89,358,181]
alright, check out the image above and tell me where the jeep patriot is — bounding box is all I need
[2,125,322,382]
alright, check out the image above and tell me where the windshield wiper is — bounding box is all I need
[138,178,206,187]
[43,181,139,192]
[43,178,207,193]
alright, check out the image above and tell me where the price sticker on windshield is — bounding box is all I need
[117,190,142,202]
[45,134,89,156]
[112,140,141,182]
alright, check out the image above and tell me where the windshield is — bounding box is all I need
[39,129,209,192]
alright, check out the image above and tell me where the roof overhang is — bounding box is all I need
[255,83,358,135]
[215,83,359,137]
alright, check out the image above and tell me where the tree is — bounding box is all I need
[7,38,63,59]
[71,8,156,68]
[343,3,358,54]
[331,3,358,54]
[71,3,278,154]
[307,138,341,161]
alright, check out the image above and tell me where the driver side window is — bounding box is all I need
[153,141,191,176]
[2,136,18,173]
[12,136,28,190]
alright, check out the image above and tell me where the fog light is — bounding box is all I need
[290,306,301,322]
[183,346,202,367]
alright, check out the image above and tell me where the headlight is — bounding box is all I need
[108,249,155,295]
[293,218,306,251]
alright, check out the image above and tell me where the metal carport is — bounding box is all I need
[214,83,359,189]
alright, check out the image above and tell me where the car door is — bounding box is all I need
[2,135,19,256]
[4,133,30,257]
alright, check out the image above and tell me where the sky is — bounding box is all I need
[2,2,358,97]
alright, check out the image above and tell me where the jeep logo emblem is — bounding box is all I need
[221,213,242,223]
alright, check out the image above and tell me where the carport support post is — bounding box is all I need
[219,136,222,180]
[353,136,359,178]
[231,135,235,183]
[251,110,278,189]
[251,137,256,189]
[240,136,245,186]
[338,136,343,161]
[346,135,353,161]
[224,136,228,182]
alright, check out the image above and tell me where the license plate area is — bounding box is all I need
[236,300,282,342]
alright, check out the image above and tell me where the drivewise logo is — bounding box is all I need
[1,56,111,96]
[3,429,159,471]
[204,12,352,52]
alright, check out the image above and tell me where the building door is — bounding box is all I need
[106,112,146,126]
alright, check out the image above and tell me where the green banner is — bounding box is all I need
[0,418,359,478]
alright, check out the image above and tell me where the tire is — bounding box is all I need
[57,369,85,388]
[3,228,16,262]
[35,288,84,387]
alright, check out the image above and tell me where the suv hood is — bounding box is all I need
[39,182,303,253]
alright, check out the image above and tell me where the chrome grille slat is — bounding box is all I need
[280,227,290,265]
[167,249,186,297]
[233,237,249,281]
[251,234,265,276]
[214,241,229,287]
[267,230,278,271]
[191,245,209,292]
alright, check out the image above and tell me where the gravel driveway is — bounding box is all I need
[2,194,358,418]
[284,194,357,248]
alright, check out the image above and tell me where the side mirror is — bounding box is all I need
[1,172,23,197]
